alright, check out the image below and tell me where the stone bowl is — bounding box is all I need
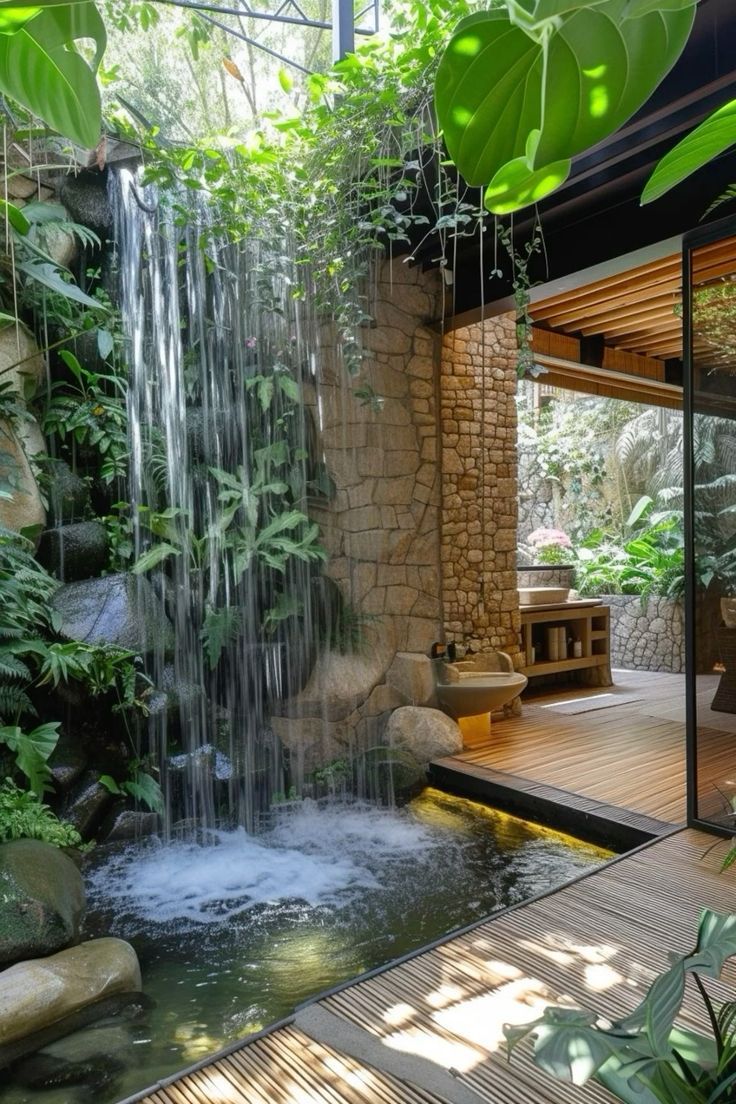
[518,586,569,606]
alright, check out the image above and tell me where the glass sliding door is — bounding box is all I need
[684,219,736,831]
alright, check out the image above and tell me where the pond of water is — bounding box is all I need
[1,789,611,1104]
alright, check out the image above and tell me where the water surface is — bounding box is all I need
[1,789,611,1104]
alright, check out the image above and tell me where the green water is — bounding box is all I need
[1,789,611,1104]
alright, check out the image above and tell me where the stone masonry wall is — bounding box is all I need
[313,258,444,655]
[272,259,446,773]
[603,594,685,674]
[440,315,522,663]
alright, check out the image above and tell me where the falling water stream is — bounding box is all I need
[112,167,335,832]
[0,171,614,1104]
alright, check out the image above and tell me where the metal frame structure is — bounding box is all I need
[683,212,736,837]
[178,0,379,72]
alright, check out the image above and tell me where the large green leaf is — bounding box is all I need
[0,6,39,32]
[535,2,695,167]
[0,721,60,795]
[0,2,105,147]
[642,98,736,205]
[16,258,103,308]
[435,10,542,187]
[484,151,571,214]
[435,0,696,210]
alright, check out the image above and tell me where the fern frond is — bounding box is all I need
[703,184,736,220]
[0,685,36,721]
[0,654,32,681]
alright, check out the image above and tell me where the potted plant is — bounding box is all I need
[505,908,736,1103]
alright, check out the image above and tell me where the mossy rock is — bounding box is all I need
[0,839,85,967]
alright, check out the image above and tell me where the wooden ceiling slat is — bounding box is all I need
[574,294,681,334]
[528,239,736,365]
[532,238,733,316]
[535,272,681,326]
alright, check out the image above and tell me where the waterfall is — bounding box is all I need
[111,167,336,834]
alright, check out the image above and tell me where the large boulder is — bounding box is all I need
[386,652,437,706]
[276,622,396,723]
[47,461,90,525]
[385,706,463,767]
[63,772,115,840]
[0,324,44,401]
[0,840,85,967]
[0,419,46,534]
[59,172,112,238]
[38,521,109,582]
[0,938,141,1046]
[51,573,174,654]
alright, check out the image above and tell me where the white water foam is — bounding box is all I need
[86,801,443,926]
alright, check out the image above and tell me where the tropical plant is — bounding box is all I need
[505,908,736,1104]
[0,0,105,147]
[41,347,128,484]
[575,498,684,601]
[99,760,164,814]
[0,777,83,846]
[434,0,696,215]
[643,98,736,206]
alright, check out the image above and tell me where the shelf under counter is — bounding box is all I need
[519,603,612,686]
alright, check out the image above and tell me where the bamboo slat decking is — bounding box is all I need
[136,828,736,1104]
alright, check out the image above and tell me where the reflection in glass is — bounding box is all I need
[689,232,736,828]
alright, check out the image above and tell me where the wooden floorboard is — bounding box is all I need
[136,828,736,1104]
[434,670,692,825]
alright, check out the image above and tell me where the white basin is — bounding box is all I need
[518,586,569,605]
[436,672,528,720]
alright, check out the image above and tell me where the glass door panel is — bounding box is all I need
[686,226,736,828]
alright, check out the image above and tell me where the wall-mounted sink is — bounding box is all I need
[518,586,569,605]
[436,672,528,720]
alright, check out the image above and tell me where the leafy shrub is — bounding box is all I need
[0,778,82,847]
[575,498,684,601]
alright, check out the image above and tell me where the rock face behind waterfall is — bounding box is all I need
[0,840,85,966]
[52,573,174,653]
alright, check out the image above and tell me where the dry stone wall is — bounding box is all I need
[603,594,685,673]
[440,315,522,662]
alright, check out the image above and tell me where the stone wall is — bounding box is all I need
[603,594,685,673]
[272,259,446,771]
[312,258,444,655]
[439,315,522,662]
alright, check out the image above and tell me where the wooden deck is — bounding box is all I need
[435,670,693,826]
[134,827,736,1104]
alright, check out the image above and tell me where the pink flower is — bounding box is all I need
[245,336,257,349]
[528,527,572,550]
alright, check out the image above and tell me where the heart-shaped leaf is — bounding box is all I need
[0,2,105,147]
[534,1,695,167]
[435,10,542,187]
[484,154,571,213]
[642,97,736,204]
[435,0,696,212]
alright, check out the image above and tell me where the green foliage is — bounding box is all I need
[505,909,736,1104]
[0,0,105,147]
[42,347,128,484]
[0,777,82,847]
[643,98,736,204]
[99,762,164,814]
[574,502,684,601]
[434,0,695,213]
[0,721,60,795]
